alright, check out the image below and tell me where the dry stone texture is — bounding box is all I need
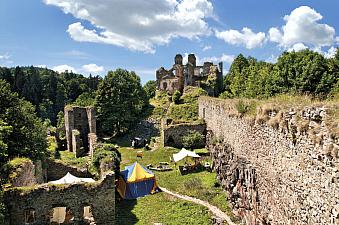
[199,97,339,225]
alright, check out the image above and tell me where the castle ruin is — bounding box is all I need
[64,106,97,158]
[156,54,223,96]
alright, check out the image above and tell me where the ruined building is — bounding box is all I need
[156,54,223,96]
[64,106,97,158]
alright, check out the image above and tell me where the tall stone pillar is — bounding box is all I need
[64,107,74,152]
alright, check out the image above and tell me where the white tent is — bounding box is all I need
[173,148,200,163]
[49,172,95,185]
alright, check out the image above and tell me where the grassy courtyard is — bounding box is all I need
[116,146,238,224]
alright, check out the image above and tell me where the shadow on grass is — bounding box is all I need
[115,199,138,225]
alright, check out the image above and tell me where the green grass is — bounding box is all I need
[57,150,90,169]
[118,146,238,223]
[116,192,212,225]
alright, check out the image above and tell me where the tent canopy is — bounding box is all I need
[118,162,158,199]
[173,148,200,163]
[49,172,95,185]
[121,162,155,182]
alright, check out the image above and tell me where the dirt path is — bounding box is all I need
[159,186,237,225]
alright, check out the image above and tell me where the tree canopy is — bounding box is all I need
[222,48,339,99]
[0,80,48,163]
[95,69,147,135]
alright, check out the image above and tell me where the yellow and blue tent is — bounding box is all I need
[117,162,159,199]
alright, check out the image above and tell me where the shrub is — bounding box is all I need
[182,130,205,149]
[235,100,248,115]
[93,144,121,173]
[172,90,181,104]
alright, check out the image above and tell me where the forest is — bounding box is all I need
[222,48,339,99]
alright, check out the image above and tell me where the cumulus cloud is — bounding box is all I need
[324,46,338,59]
[44,0,214,53]
[82,63,104,74]
[287,43,308,52]
[0,54,10,60]
[215,28,266,49]
[53,64,77,73]
[202,45,212,51]
[202,54,234,64]
[268,6,336,49]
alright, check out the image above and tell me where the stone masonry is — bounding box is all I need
[199,97,339,225]
[64,106,97,157]
[156,54,223,96]
[4,172,115,225]
[162,120,206,148]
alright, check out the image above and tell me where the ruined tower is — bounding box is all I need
[64,106,97,158]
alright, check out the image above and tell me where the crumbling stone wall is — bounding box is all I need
[64,106,97,157]
[8,160,46,187]
[162,121,206,148]
[156,54,223,95]
[4,173,115,225]
[199,97,339,225]
[46,159,92,181]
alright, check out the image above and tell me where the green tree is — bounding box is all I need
[172,90,181,104]
[0,80,48,163]
[143,80,157,99]
[182,130,205,149]
[73,92,96,106]
[95,69,147,135]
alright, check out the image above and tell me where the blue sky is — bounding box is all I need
[0,0,338,84]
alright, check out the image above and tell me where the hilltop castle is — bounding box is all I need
[156,54,223,96]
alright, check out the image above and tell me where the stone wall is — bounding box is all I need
[46,159,92,181]
[199,97,339,225]
[64,106,97,157]
[8,160,46,187]
[162,121,206,148]
[4,172,115,225]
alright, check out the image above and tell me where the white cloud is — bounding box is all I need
[288,43,308,52]
[202,45,211,51]
[53,64,77,73]
[324,46,337,59]
[35,65,47,68]
[44,0,214,53]
[215,27,266,49]
[81,63,104,74]
[265,55,278,64]
[0,54,10,60]
[268,6,336,49]
[202,54,234,64]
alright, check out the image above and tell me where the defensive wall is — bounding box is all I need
[199,96,339,225]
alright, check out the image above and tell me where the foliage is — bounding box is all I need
[182,130,205,149]
[168,103,199,122]
[73,92,96,106]
[143,80,157,99]
[235,100,249,115]
[181,87,207,104]
[95,69,147,135]
[0,80,48,163]
[172,90,181,104]
[56,111,65,139]
[0,188,6,224]
[0,66,100,125]
[224,48,339,99]
[92,144,121,173]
